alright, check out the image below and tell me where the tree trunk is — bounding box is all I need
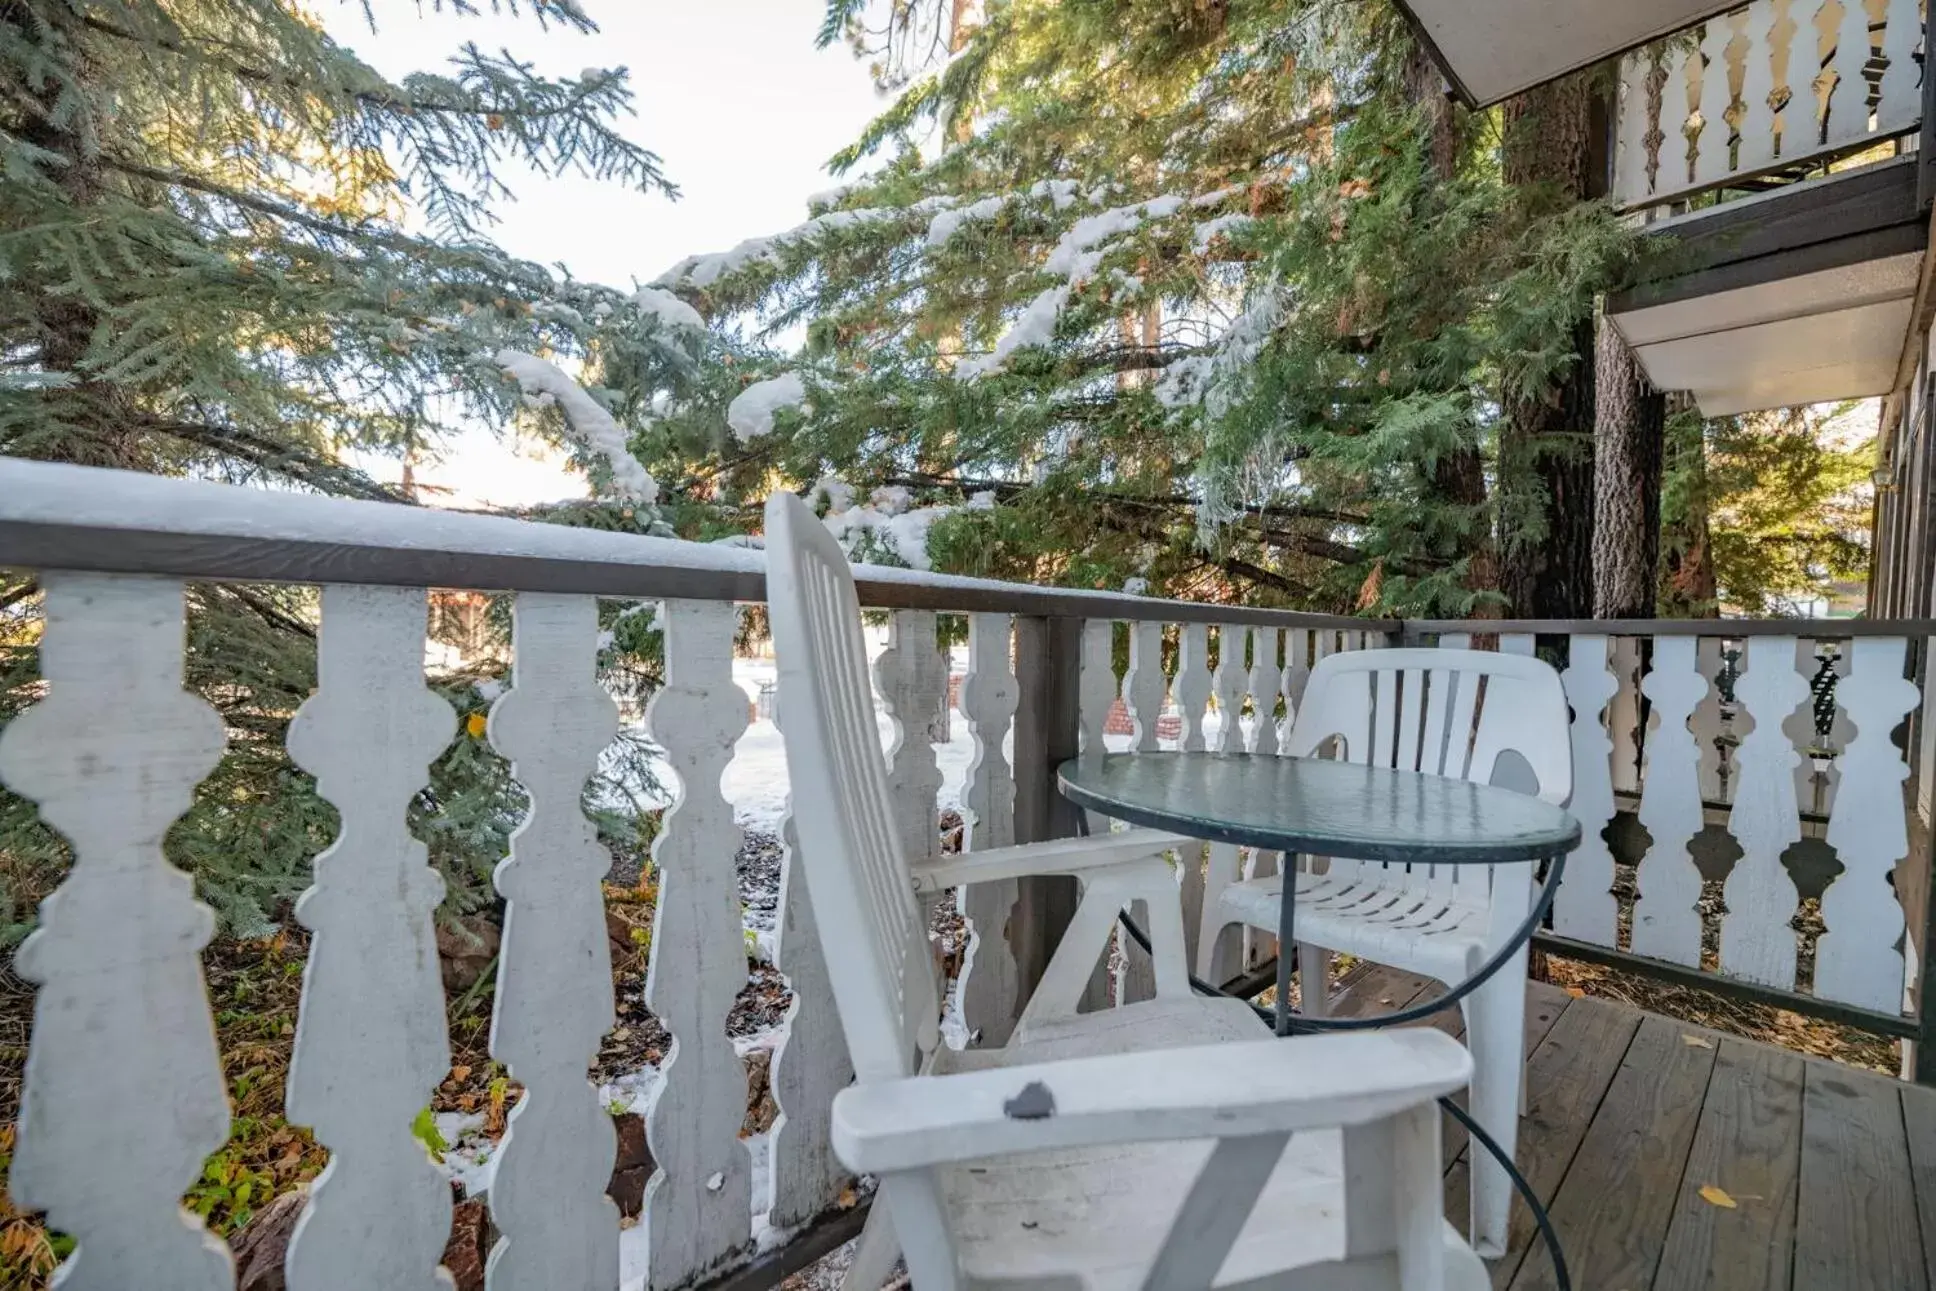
[1403,43,1499,612]
[1498,74,1599,619]
[1591,319,1666,619]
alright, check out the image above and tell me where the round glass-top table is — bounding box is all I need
[1056,752,1583,1035]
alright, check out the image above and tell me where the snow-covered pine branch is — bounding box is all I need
[494,348,659,503]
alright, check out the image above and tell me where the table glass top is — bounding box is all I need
[1057,752,1581,863]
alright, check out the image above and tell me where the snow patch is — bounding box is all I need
[727,372,809,442]
[1193,212,1254,251]
[632,285,705,332]
[494,349,657,503]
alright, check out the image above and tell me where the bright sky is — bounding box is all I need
[331,1,886,507]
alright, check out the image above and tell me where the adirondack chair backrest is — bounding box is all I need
[765,490,941,1083]
[1285,647,1571,804]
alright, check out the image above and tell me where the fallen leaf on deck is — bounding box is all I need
[1682,1035,1714,1049]
[1698,1185,1737,1209]
[1565,986,1585,998]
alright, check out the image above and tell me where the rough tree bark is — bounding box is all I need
[1403,44,1499,612]
[1591,319,1666,619]
[1498,73,1599,619]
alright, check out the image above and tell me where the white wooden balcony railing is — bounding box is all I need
[1612,0,1926,210]
[1,458,1934,1290]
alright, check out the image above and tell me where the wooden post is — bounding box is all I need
[1913,801,1936,1085]
[1010,615,1103,1011]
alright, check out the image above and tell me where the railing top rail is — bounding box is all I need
[1405,618,1930,639]
[0,458,1381,631]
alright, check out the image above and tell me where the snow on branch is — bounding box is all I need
[955,193,1190,381]
[655,201,954,289]
[727,372,809,442]
[494,348,658,503]
[632,285,706,331]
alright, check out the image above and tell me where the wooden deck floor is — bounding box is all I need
[1322,964,1936,1291]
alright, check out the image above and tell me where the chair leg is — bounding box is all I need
[839,1203,901,1291]
[1298,943,1332,1017]
[1458,958,1527,1260]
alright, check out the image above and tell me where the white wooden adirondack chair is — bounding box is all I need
[1199,648,1572,1262]
[765,491,1491,1291]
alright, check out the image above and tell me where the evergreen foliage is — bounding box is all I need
[653,0,1646,615]
[0,0,703,940]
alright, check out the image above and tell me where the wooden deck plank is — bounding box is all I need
[1326,962,1435,1017]
[1651,1036,1804,1291]
[1438,981,1568,1169]
[1446,994,1643,1289]
[1796,1061,1927,1291]
[1902,1082,1936,1291]
[1506,1013,1717,1291]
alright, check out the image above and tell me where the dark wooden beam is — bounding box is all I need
[1610,157,1927,314]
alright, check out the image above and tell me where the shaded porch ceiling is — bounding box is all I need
[1394,0,1745,107]
[1605,157,1929,418]
[1611,253,1921,417]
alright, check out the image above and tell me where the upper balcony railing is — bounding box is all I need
[3,458,1936,1289]
[1612,0,1926,211]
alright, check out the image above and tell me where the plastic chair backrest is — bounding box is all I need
[765,491,940,1082]
[1284,647,1572,805]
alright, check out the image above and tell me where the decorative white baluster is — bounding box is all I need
[769,693,853,1225]
[1199,625,1251,979]
[1243,627,1284,973]
[1174,623,1213,752]
[1119,620,1166,1003]
[484,593,619,1291]
[958,612,1022,1047]
[1126,619,1167,753]
[1282,629,1313,721]
[1558,635,1619,945]
[1211,625,1247,754]
[1819,638,1918,1010]
[1778,0,1827,156]
[0,574,231,1291]
[1694,637,1730,803]
[1669,39,1706,187]
[285,584,456,1291]
[1248,628,1283,756]
[1634,637,1710,966]
[1823,0,1877,149]
[1721,636,1809,988]
[1500,633,1536,658]
[1438,632,1472,651]
[1736,1,1782,175]
[1879,0,1923,127]
[1079,618,1119,763]
[876,610,949,868]
[1693,15,1740,187]
[1173,623,1213,969]
[1615,52,1656,203]
[643,600,753,1285]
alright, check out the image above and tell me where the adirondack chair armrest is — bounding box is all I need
[831,1029,1471,1174]
[908,828,1197,894]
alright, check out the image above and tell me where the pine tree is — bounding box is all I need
[0,1,707,938]
[646,0,1642,616]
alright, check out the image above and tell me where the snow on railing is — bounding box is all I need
[3,459,1931,1290]
[0,458,1358,1291]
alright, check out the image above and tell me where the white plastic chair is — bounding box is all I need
[1198,647,1572,1261]
[765,490,1490,1291]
